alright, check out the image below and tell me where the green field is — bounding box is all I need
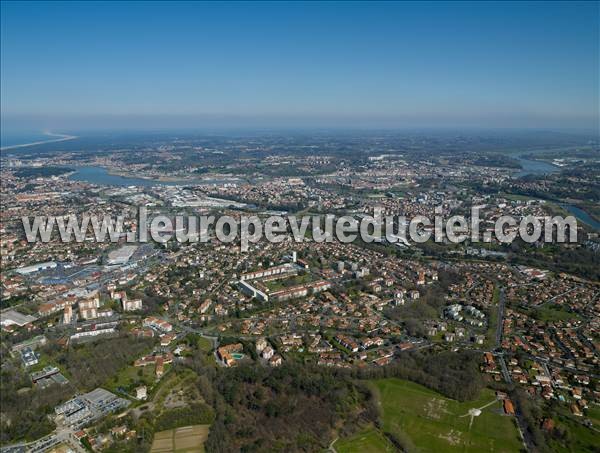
[548,411,600,453]
[197,336,213,352]
[336,428,395,453]
[530,305,580,323]
[484,287,500,349]
[369,379,522,453]
[587,406,600,429]
[263,272,314,291]
[150,424,209,453]
[107,363,157,393]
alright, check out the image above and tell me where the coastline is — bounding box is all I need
[0,132,78,151]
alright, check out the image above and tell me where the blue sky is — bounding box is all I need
[1,1,598,131]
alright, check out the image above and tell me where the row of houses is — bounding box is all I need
[143,316,173,332]
[335,334,384,352]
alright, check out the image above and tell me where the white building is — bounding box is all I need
[0,310,36,327]
[122,298,143,312]
[63,305,73,324]
[135,386,147,400]
[261,346,274,360]
[256,338,268,353]
[16,261,57,275]
[107,245,138,265]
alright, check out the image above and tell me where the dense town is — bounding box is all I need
[1,131,599,452]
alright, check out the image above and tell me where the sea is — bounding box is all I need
[0,132,52,148]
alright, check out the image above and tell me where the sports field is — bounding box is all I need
[368,378,523,453]
[150,424,209,453]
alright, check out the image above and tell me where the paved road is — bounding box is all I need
[3,425,87,453]
[163,317,219,349]
[511,391,534,453]
[498,354,512,384]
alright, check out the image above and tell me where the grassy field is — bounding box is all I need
[484,287,500,349]
[263,273,314,291]
[550,414,600,453]
[106,363,156,393]
[370,378,522,453]
[336,428,395,453]
[530,304,580,323]
[150,424,209,453]
[197,336,213,352]
[587,406,600,429]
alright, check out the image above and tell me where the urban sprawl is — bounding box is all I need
[1,132,599,452]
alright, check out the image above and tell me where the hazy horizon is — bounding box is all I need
[2,113,600,136]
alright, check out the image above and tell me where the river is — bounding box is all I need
[67,165,599,230]
[511,157,599,230]
[514,155,560,177]
[68,166,246,187]
[560,204,600,231]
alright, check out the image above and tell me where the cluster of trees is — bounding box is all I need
[91,368,215,453]
[48,335,155,391]
[512,387,552,452]
[13,166,73,178]
[186,346,481,452]
[469,154,521,169]
[0,360,72,444]
[0,335,158,445]
[511,177,600,203]
[385,271,460,337]
[507,242,600,281]
[201,362,374,453]
[333,350,484,402]
[196,349,482,452]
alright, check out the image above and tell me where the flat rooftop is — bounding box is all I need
[0,310,36,327]
[83,387,118,407]
[107,245,138,264]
